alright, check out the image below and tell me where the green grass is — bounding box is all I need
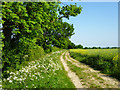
[69,49,120,80]
[2,50,75,88]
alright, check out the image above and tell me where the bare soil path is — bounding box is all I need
[60,51,120,88]
[60,52,83,88]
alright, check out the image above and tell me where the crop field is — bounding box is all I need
[69,49,120,80]
[70,49,118,60]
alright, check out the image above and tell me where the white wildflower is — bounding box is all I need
[31,78,33,80]
[16,71,19,74]
[23,55,28,59]
[9,80,12,83]
[23,78,26,80]
[18,78,22,81]
[10,72,15,75]
[7,77,10,80]
[25,69,29,73]
[21,69,24,72]
[13,76,17,80]
[3,78,6,82]
[32,84,34,86]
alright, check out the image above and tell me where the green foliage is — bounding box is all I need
[75,44,83,49]
[51,46,61,52]
[2,2,82,78]
[29,46,45,61]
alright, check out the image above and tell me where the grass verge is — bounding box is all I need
[2,50,75,88]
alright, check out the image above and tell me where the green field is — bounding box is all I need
[70,49,120,80]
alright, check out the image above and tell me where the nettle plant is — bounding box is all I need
[1,2,82,78]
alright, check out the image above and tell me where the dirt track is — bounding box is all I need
[60,52,83,88]
[60,51,120,88]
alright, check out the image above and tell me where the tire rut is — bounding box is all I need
[60,52,83,88]
[66,52,119,88]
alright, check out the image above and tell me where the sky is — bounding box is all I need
[61,2,118,47]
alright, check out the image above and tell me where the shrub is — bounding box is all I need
[28,45,45,61]
[51,46,61,52]
[2,41,45,78]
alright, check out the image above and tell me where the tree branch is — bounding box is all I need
[51,16,64,23]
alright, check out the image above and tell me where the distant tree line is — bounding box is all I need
[68,43,119,49]
[67,43,83,49]
[84,47,119,49]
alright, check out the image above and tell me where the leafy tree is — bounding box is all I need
[84,47,88,49]
[75,44,83,49]
[67,40,75,49]
[98,47,101,49]
[92,47,97,49]
[1,2,82,78]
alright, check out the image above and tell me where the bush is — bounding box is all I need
[28,45,45,61]
[2,41,45,78]
[51,46,61,52]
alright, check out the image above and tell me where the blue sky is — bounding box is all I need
[61,2,118,47]
[60,0,119,2]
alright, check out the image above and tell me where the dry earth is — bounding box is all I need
[60,52,83,88]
